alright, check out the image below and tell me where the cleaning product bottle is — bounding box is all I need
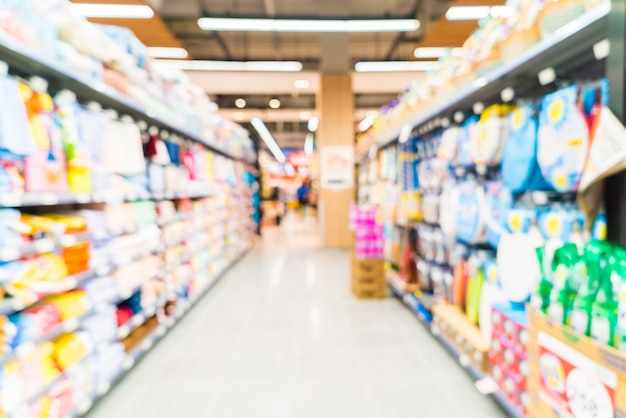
[531,246,553,313]
[590,249,620,347]
[570,241,606,336]
[614,249,626,349]
[547,243,579,324]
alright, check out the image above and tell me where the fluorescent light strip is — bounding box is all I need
[70,4,155,19]
[251,117,286,163]
[413,47,464,59]
[155,60,302,72]
[147,47,189,59]
[355,61,442,72]
[198,17,419,33]
[307,116,319,132]
[445,6,513,20]
[359,117,375,132]
[304,133,314,156]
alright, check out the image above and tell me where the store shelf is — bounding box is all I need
[389,284,523,418]
[0,34,253,164]
[376,2,610,147]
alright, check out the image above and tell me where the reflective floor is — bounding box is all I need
[88,215,507,418]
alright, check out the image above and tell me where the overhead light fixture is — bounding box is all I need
[294,79,311,89]
[299,111,313,121]
[359,117,376,132]
[235,98,247,109]
[284,163,296,176]
[413,47,464,58]
[445,6,513,20]
[155,60,303,72]
[354,61,442,72]
[304,133,315,156]
[251,117,286,163]
[269,98,281,109]
[147,47,188,59]
[198,17,420,33]
[70,4,155,19]
[308,116,319,132]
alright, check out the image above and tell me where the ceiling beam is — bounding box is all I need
[193,0,232,60]
[383,0,421,60]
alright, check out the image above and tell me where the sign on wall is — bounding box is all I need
[320,146,354,190]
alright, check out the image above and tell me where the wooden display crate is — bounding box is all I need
[527,307,626,418]
[432,304,490,373]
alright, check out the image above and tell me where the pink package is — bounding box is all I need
[24,149,68,193]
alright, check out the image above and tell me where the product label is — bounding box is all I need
[538,332,616,418]
[549,303,565,324]
[591,317,612,345]
[570,310,589,336]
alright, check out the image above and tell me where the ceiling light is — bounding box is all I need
[70,4,154,19]
[299,111,313,121]
[354,61,442,72]
[284,163,296,176]
[251,117,286,163]
[445,6,513,20]
[304,133,314,156]
[269,98,281,109]
[413,47,464,59]
[294,79,311,89]
[155,60,303,72]
[235,98,247,109]
[198,17,420,33]
[147,47,188,59]
[308,116,319,132]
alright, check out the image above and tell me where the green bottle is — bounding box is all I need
[614,249,626,349]
[590,250,620,347]
[547,244,579,324]
[531,246,553,313]
[570,242,607,336]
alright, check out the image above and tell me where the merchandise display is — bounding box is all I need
[0,2,259,416]
[353,0,626,416]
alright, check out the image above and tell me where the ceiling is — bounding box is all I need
[73,0,503,150]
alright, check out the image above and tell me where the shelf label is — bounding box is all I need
[532,191,549,205]
[500,87,515,103]
[459,354,471,368]
[132,315,144,327]
[118,325,130,339]
[593,39,610,60]
[39,193,59,205]
[453,111,464,123]
[75,193,91,204]
[475,377,499,395]
[0,248,20,261]
[60,235,78,248]
[141,338,153,351]
[77,400,93,415]
[62,318,80,332]
[97,382,112,396]
[0,194,21,207]
[156,326,166,337]
[123,357,135,371]
[16,342,36,358]
[473,102,484,115]
[538,67,556,86]
[34,239,55,254]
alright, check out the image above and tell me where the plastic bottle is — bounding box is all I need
[614,249,626,349]
[570,242,606,336]
[547,243,579,324]
[590,250,620,347]
[531,246,552,313]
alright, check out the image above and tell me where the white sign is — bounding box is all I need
[320,146,354,190]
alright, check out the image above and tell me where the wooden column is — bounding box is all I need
[317,73,355,248]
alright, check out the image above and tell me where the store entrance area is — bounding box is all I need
[87,216,505,418]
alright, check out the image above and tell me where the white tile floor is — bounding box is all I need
[87,216,507,418]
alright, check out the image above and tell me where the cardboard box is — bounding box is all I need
[528,307,626,418]
[432,304,490,372]
[351,254,387,299]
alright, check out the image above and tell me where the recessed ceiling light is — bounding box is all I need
[413,47,464,59]
[198,17,419,33]
[269,98,281,109]
[294,79,311,89]
[354,61,442,72]
[235,98,247,109]
[70,4,154,19]
[147,47,189,59]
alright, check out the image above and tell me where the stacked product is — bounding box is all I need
[349,205,386,299]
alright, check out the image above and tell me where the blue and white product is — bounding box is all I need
[501,105,551,193]
[458,117,479,167]
[537,85,590,192]
[455,180,487,244]
[484,182,514,248]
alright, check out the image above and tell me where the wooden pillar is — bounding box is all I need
[317,73,355,248]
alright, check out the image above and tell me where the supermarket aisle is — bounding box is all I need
[88,216,506,418]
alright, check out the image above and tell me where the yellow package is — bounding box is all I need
[19,214,65,237]
[41,214,87,234]
[44,290,89,320]
[401,191,423,222]
[53,333,87,371]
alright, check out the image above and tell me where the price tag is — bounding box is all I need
[453,111,464,123]
[593,39,610,60]
[122,357,135,371]
[156,326,166,337]
[476,165,487,176]
[62,318,80,332]
[132,315,144,327]
[500,87,515,103]
[39,193,59,205]
[532,191,549,205]
[141,338,153,351]
[65,277,78,290]
[120,290,132,301]
[459,354,471,367]
[474,77,488,88]
[538,67,556,86]
[0,248,20,261]
[34,239,55,254]
[473,102,484,115]
[12,298,25,311]
[60,235,78,248]
[0,194,21,207]
[475,377,500,395]
[75,193,91,204]
[431,325,441,336]
[16,342,36,358]
[78,400,93,415]
[118,325,130,339]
